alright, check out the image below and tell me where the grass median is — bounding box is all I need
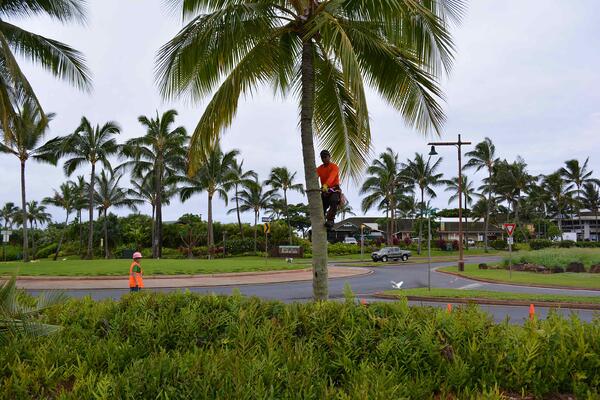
[382,288,600,305]
[0,257,311,277]
[440,263,600,289]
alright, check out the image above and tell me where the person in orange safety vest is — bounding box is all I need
[129,252,144,292]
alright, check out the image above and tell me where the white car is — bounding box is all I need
[343,237,358,245]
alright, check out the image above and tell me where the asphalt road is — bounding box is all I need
[28,256,600,324]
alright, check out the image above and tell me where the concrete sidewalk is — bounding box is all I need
[13,266,371,290]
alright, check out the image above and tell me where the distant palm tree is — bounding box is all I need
[157,0,463,300]
[0,0,91,142]
[226,159,257,238]
[542,172,575,238]
[580,182,600,242]
[130,175,178,253]
[234,179,279,252]
[396,195,419,219]
[444,175,478,249]
[0,202,18,230]
[0,103,58,261]
[337,203,356,221]
[61,118,120,259]
[43,182,77,260]
[121,110,187,258]
[266,167,304,244]
[20,200,51,259]
[560,158,600,237]
[180,146,238,257]
[71,175,88,255]
[360,148,406,245]
[401,153,444,254]
[94,170,142,258]
[465,137,497,251]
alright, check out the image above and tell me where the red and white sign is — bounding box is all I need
[503,223,516,236]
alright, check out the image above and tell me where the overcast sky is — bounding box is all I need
[1,0,599,225]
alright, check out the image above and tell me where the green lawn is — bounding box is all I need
[383,288,600,304]
[440,264,600,289]
[0,257,311,276]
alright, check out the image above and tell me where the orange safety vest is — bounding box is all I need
[129,261,144,288]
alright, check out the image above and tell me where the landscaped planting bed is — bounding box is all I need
[1,293,598,398]
[504,248,600,271]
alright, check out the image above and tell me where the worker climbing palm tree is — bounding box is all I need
[317,150,342,230]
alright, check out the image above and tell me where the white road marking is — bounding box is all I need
[458,283,483,290]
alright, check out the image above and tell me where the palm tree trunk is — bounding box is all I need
[484,170,491,252]
[207,193,213,259]
[20,160,29,262]
[464,192,469,250]
[150,204,155,252]
[154,161,163,258]
[284,189,292,245]
[596,211,599,242]
[253,211,258,252]
[235,183,243,238]
[418,188,424,255]
[104,209,109,259]
[301,39,328,300]
[77,209,83,255]
[31,224,37,260]
[86,163,96,259]
[53,213,69,261]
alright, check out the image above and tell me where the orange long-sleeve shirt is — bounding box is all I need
[317,163,340,188]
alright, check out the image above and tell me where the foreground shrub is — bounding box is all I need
[35,243,58,259]
[559,240,576,248]
[0,293,598,398]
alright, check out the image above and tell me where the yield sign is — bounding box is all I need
[503,223,516,237]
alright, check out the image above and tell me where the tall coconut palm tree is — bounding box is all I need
[43,182,76,260]
[0,103,58,261]
[226,159,257,238]
[180,146,238,257]
[266,167,304,244]
[61,118,120,259]
[464,137,497,251]
[360,148,406,244]
[234,179,279,252]
[0,0,91,142]
[560,158,600,238]
[71,175,88,255]
[94,170,142,259]
[121,110,187,258]
[580,182,600,242]
[157,0,463,300]
[444,175,477,249]
[401,153,444,254]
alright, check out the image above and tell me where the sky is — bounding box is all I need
[1,0,599,225]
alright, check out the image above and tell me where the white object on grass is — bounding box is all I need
[390,280,403,289]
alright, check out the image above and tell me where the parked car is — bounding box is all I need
[343,237,358,245]
[467,239,475,246]
[371,247,411,262]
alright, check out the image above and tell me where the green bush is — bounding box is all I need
[576,241,600,248]
[327,242,361,256]
[1,293,598,398]
[35,243,57,259]
[559,240,576,248]
[506,248,600,269]
[529,239,553,250]
[224,238,255,255]
[0,245,21,261]
[491,239,507,250]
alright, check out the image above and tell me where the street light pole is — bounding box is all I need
[428,134,471,271]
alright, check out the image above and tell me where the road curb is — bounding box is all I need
[373,293,600,310]
[437,269,600,292]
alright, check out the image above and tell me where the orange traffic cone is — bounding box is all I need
[529,304,535,321]
[447,303,452,313]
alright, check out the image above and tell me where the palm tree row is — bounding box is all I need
[360,139,600,250]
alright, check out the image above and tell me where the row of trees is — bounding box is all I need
[0,108,311,261]
[360,138,600,252]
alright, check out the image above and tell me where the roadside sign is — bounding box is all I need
[263,223,271,234]
[507,237,514,245]
[503,223,516,237]
[261,217,272,223]
[1,230,10,243]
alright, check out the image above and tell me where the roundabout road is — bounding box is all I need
[27,255,600,323]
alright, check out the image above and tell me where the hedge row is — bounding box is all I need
[1,293,598,398]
